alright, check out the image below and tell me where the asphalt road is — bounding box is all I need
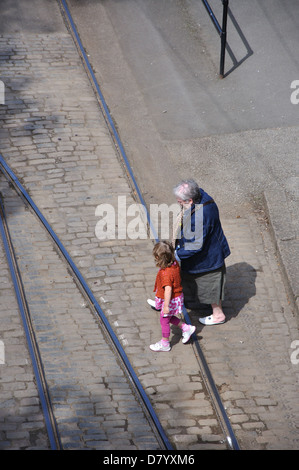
[3,0,298,215]
[64,0,299,217]
[1,0,299,449]
[1,0,298,303]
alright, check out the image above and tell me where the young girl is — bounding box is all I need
[148,241,196,352]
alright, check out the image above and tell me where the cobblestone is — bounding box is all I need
[0,4,299,452]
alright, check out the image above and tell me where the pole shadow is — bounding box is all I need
[222,7,254,78]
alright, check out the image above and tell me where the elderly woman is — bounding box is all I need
[173,179,230,325]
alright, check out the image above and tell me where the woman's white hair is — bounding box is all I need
[173,179,201,203]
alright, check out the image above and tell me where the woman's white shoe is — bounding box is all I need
[199,315,225,325]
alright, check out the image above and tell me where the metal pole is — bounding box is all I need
[220,0,229,78]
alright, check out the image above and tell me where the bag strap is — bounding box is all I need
[191,199,214,215]
[203,199,214,207]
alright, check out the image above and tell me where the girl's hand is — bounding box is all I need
[163,306,170,315]
[163,286,172,316]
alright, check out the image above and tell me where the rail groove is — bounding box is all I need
[58,0,240,451]
[0,156,172,450]
[0,195,61,450]
[0,0,240,450]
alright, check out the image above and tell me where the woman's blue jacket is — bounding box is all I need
[176,189,230,274]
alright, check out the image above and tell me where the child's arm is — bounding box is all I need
[163,285,172,315]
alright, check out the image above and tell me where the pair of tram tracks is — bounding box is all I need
[0,0,240,451]
[0,154,239,451]
[58,0,240,451]
[0,157,171,450]
[0,192,61,450]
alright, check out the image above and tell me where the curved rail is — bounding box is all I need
[0,154,172,451]
[58,0,240,451]
[0,195,61,450]
[59,0,158,243]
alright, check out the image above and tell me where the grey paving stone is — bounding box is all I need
[0,10,299,450]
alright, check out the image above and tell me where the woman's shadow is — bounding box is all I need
[222,262,257,321]
[171,262,257,342]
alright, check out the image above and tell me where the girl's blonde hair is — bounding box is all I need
[153,241,175,269]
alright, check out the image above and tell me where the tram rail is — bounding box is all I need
[0,155,172,450]
[0,195,61,450]
[0,151,240,450]
[58,0,240,451]
[0,0,240,451]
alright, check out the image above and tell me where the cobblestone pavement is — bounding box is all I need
[0,16,299,451]
[0,184,163,450]
[0,32,225,451]
[0,207,50,449]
